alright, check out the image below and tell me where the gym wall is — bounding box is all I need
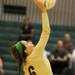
[0,0,75,27]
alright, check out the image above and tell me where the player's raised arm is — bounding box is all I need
[34,0,51,53]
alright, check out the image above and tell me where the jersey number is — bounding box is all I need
[28,66,36,75]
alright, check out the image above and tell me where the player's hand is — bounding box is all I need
[33,0,46,13]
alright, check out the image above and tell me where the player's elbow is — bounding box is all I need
[43,28,51,35]
[47,27,51,34]
[46,24,51,34]
[48,27,51,34]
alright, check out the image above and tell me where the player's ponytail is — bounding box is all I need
[18,46,27,75]
[10,41,27,75]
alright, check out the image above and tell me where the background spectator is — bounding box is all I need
[67,48,75,75]
[63,33,74,59]
[50,40,69,74]
[0,56,4,75]
[64,33,72,44]
[18,16,34,41]
[64,33,73,51]
[63,33,75,75]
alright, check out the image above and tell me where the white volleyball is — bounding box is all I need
[42,0,56,10]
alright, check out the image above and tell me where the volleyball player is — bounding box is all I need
[10,0,53,75]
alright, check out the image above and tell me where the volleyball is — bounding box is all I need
[42,0,56,10]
